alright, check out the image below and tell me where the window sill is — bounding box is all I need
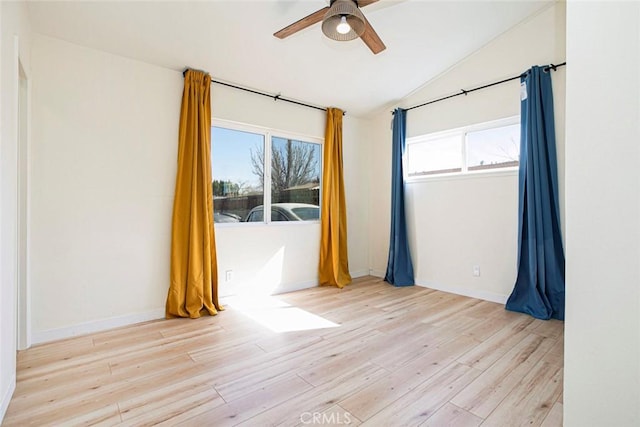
[214,220,321,228]
[406,167,518,184]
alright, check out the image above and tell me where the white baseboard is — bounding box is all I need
[416,280,508,304]
[350,269,369,279]
[32,308,165,345]
[271,280,318,295]
[364,269,507,304]
[270,269,373,295]
[29,270,386,345]
[0,374,16,424]
[369,269,386,278]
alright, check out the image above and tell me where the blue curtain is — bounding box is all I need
[384,108,415,286]
[506,66,565,320]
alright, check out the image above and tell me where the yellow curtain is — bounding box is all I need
[319,108,352,288]
[166,69,222,318]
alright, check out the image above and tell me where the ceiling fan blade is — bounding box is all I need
[360,15,386,54]
[274,7,330,39]
[357,0,380,7]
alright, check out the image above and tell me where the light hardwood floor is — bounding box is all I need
[4,276,564,426]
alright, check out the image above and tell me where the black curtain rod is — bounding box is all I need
[400,62,566,114]
[181,68,340,115]
[210,79,334,114]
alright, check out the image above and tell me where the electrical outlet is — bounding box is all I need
[225,270,233,282]
[473,265,481,277]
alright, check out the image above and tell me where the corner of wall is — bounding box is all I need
[415,281,508,305]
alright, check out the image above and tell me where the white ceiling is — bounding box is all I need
[26,0,551,117]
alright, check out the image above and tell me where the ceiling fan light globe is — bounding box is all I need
[322,0,366,41]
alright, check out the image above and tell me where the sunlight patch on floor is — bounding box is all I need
[224,295,339,333]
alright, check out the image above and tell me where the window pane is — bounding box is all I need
[245,207,264,222]
[271,208,288,222]
[291,207,320,221]
[407,134,462,176]
[466,124,520,171]
[211,127,265,223]
[270,137,321,222]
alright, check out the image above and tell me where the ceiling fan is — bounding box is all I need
[274,0,386,54]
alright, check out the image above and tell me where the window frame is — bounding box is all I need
[211,118,323,227]
[405,116,520,182]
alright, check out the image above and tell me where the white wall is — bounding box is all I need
[564,2,640,426]
[30,35,181,342]
[30,35,370,342]
[367,113,392,276]
[0,0,31,421]
[369,3,566,302]
[342,114,370,279]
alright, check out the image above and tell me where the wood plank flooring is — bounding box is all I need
[4,276,564,426]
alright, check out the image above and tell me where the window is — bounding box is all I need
[466,123,520,171]
[407,133,462,176]
[211,126,264,223]
[270,137,321,217]
[407,117,520,178]
[211,121,322,224]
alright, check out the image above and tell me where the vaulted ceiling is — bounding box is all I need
[27,0,551,117]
